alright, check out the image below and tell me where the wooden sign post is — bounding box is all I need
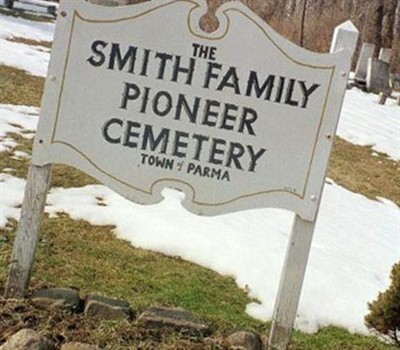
[5,0,129,302]
[268,20,359,350]
[5,1,358,349]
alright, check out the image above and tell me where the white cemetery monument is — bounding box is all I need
[355,43,375,82]
[378,47,392,64]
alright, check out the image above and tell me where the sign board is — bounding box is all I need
[32,0,350,221]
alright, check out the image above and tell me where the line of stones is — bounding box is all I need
[1,288,263,350]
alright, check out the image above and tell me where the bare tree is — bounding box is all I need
[286,0,297,16]
[340,0,353,15]
[382,0,397,48]
[362,0,384,57]
[299,0,308,47]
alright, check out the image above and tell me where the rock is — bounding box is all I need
[0,329,55,350]
[61,342,102,350]
[137,306,209,336]
[378,48,392,64]
[226,330,263,350]
[32,298,69,310]
[84,294,132,320]
[32,288,80,310]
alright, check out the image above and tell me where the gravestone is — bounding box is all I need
[355,43,375,82]
[390,73,400,90]
[378,48,392,64]
[366,58,390,93]
[330,20,358,59]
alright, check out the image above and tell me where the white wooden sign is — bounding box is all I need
[6,1,358,349]
[32,0,350,221]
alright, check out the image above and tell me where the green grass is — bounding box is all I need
[1,218,397,349]
[292,327,397,349]
[0,217,264,349]
[32,216,257,330]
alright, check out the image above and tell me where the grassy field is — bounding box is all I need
[0,14,399,349]
[0,216,397,349]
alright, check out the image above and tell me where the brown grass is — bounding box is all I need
[329,137,400,206]
[7,36,52,49]
[0,65,44,107]
[0,7,54,22]
[0,298,228,350]
[0,133,98,188]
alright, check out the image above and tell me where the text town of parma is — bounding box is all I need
[87,41,321,180]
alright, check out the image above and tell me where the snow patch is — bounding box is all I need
[1,173,398,334]
[339,89,400,161]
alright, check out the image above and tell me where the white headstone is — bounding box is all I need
[330,20,359,57]
[378,48,392,64]
[366,58,390,93]
[390,73,400,90]
[355,43,375,82]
